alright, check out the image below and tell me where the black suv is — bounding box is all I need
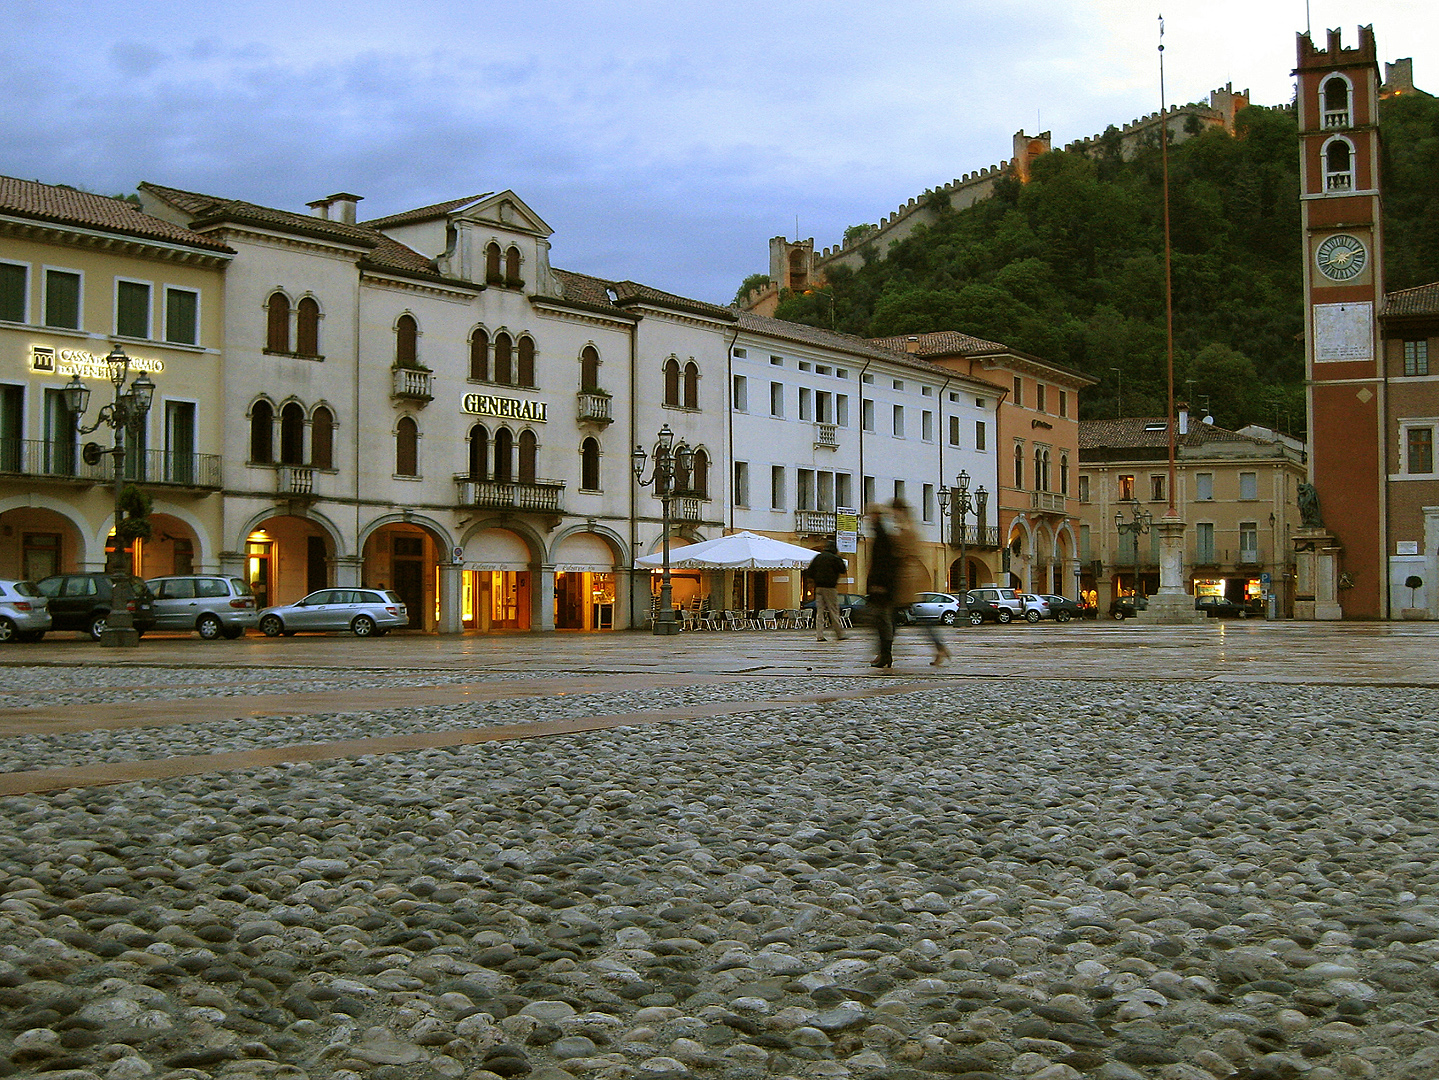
[34,573,157,640]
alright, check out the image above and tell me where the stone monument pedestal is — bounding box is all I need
[1136,512,1208,625]
[1293,528,1343,620]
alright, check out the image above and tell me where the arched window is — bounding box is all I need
[788,248,808,291]
[505,246,521,283]
[311,406,334,470]
[1321,74,1352,128]
[1060,454,1069,496]
[683,361,699,409]
[663,359,681,406]
[1323,136,1354,192]
[690,447,709,498]
[250,399,273,463]
[395,416,418,476]
[1014,444,1024,489]
[266,293,290,353]
[580,346,600,392]
[468,425,489,480]
[517,336,535,387]
[469,328,489,381]
[580,437,600,490]
[493,427,513,482]
[280,402,305,465]
[485,242,502,283]
[518,429,538,483]
[296,297,320,356]
[494,333,513,385]
[395,313,418,368]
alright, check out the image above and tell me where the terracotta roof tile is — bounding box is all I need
[1384,282,1439,317]
[869,329,1008,355]
[362,194,490,230]
[0,175,232,252]
[1080,416,1254,450]
[140,182,380,248]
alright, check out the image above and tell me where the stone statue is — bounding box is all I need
[1298,483,1323,528]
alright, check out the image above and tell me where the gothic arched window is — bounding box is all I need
[296,297,320,356]
[683,361,699,409]
[311,406,334,470]
[580,437,600,490]
[396,416,418,476]
[518,429,538,483]
[266,293,290,353]
[469,328,489,381]
[280,402,305,465]
[250,399,273,463]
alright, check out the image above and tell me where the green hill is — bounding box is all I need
[765,95,1439,433]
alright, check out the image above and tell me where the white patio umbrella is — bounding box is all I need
[635,531,821,569]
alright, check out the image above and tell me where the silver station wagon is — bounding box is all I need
[147,575,259,639]
[258,588,408,638]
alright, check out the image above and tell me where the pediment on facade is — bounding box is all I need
[453,191,553,239]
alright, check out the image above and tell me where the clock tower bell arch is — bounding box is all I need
[1296,25,1386,619]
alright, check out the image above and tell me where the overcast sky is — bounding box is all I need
[2,1,1431,305]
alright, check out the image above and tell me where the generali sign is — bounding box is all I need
[461,392,547,423]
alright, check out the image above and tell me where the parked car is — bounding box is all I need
[1109,595,1149,620]
[1019,594,1051,623]
[0,579,51,642]
[147,575,260,639]
[259,588,408,637]
[1039,594,1088,623]
[966,586,1025,624]
[898,591,964,625]
[1196,595,1249,618]
[800,593,868,624]
[34,573,157,640]
[964,589,1011,625]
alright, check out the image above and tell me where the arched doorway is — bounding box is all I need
[136,513,201,579]
[363,522,445,631]
[0,505,83,581]
[553,531,620,630]
[461,526,534,631]
[243,514,334,612]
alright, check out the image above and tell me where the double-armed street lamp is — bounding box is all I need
[632,424,693,636]
[938,469,987,594]
[1114,498,1153,599]
[63,344,155,647]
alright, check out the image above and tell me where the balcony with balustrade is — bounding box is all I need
[392,367,434,405]
[1030,491,1065,513]
[455,474,566,517]
[576,391,613,425]
[813,424,838,450]
[795,509,837,535]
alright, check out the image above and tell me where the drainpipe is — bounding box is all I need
[353,265,362,590]
[627,306,639,631]
[725,324,740,532]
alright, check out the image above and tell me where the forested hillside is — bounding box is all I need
[762,95,1439,432]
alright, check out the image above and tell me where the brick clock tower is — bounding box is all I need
[1295,26,1385,619]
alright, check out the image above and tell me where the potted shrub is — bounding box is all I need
[1403,575,1426,619]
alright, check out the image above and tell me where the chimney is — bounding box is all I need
[307,192,363,225]
[905,336,920,354]
[1178,403,1189,435]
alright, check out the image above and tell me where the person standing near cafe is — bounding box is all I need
[805,540,848,642]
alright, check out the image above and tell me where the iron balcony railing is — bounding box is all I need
[0,439,220,488]
[455,474,566,513]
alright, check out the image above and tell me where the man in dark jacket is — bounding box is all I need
[805,540,848,641]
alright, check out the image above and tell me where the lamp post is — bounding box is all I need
[63,344,155,647]
[1114,498,1153,600]
[938,469,973,593]
[632,424,692,636]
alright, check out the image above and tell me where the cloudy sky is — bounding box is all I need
[2,1,1431,304]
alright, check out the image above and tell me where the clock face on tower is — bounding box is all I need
[1315,233,1368,281]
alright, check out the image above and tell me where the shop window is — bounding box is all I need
[296,297,320,356]
[469,424,489,479]
[470,328,489,381]
[44,269,81,329]
[311,406,334,469]
[1407,426,1434,475]
[395,314,418,368]
[581,346,600,392]
[683,362,699,409]
[664,359,682,406]
[279,403,304,465]
[395,416,418,477]
[116,280,151,339]
[580,437,600,490]
[494,333,513,385]
[493,427,513,482]
[250,400,273,463]
[517,336,535,387]
[518,429,538,483]
[165,287,198,345]
[0,262,25,323]
[266,292,290,352]
[1405,340,1429,377]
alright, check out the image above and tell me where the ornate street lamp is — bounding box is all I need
[1114,499,1153,600]
[65,344,155,647]
[633,424,693,635]
[938,469,973,593]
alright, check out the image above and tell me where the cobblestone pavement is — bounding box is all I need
[2,622,1439,1080]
